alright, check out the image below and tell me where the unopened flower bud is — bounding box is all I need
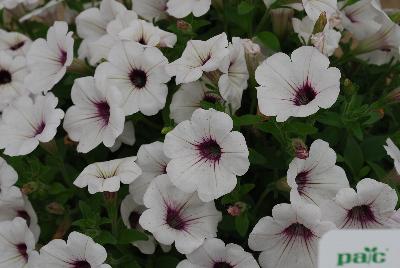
[241,39,265,75]
[176,20,192,31]
[271,8,294,39]
[46,202,65,215]
[22,182,38,195]
[292,139,309,159]
[312,12,327,34]
[227,202,247,216]
[276,177,291,192]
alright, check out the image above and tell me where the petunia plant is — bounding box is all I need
[0,0,400,267]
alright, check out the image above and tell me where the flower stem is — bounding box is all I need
[255,10,269,34]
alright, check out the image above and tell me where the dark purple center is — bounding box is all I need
[282,223,314,240]
[202,54,212,65]
[203,93,220,104]
[165,206,186,230]
[72,261,91,268]
[196,138,222,162]
[95,101,110,126]
[295,170,309,195]
[138,37,146,45]
[129,69,147,89]
[346,13,357,23]
[59,50,67,65]
[213,262,233,268]
[16,243,28,260]
[17,210,31,226]
[10,41,25,51]
[0,69,12,85]
[293,82,317,106]
[345,205,379,228]
[34,121,46,136]
[129,211,141,228]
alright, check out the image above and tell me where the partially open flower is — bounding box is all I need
[321,178,398,229]
[74,157,142,194]
[177,238,259,268]
[139,174,222,254]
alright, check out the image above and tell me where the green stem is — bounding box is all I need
[104,193,118,236]
[255,10,269,34]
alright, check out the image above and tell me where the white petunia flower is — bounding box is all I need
[33,231,111,268]
[166,33,229,85]
[119,19,177,48]
[256,46,341,122]
[177,238,260,268]
[170,80,224,124]
[0,93,64,156]
[63,76,125,153]
[110,121,136,152]
[321,178,399,229]
[25,21,73,94]
[340,0,381,40]
[129,141,170,205]
[120,194,157,254]
[166,0,211,18]
[75,0,126,41]
[86,9,138,65]
[292,17,341,56]
[0,195,40,241]
[164,108,250,202]
[287,139,349,206]
[218,37,249,109]
[95,41,170,116]
[74,157,142,194]
[139,174,222,254]
[302,0,338,21]
[384,138,400,174]
[0,52,28,112]
[132,0,168,22]
[248,203,336,268]
[0,217,38,268]
[0,157,22,204]
[0,30,31,57]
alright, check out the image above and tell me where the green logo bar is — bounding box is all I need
[337,247,387,266]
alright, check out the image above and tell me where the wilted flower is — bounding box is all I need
[139,174,222,254]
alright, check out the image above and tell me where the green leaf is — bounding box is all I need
[344,136,364,177]
[317,111,343,127]
[235,213,249,237]
[256,31,280,51]
[154,256,180,268]
[349,122,363,141]
[238,1,254,15]
[117,229,149,244]
[95,231,117,245]
[285,122,318,136]
[233,115,263,127]
[249,148,268,166]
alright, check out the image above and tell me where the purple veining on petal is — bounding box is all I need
[213,261,233,268]
[295,170,310,195]
[282,222,314,241]
[344,204,380,228]
[196,138,222,162]
[10,41,25,51]
[0,69,12,85]
[59,50,67,65]
[165,205,187,230]
[95,101,110,127]
[34,121,46,136]
[293,80,317,106]
[129,69,147,89]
